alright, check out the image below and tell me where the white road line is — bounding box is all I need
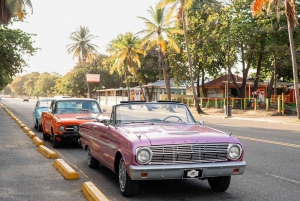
[266,173,300,184]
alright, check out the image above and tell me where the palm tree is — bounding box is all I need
[137,5,183,100]
[66,26,98,98]
[106,32,145,100]
[0,0,33,25]
[252,0,300,119]
[158,0,204,113]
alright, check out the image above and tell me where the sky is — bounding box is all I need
[10,0,159,76]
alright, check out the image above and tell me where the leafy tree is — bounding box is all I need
[106,32,145,100]
[0,0,33,25]
[137,5,183,100]
[57,54,121,97]
[33,72,61,97]
[24,72,40,97]
[170,0,223,97]
[252,0,300,119]
[66,26,98,98]
[159,0,204,113]
[0,26,37,90]
[10,74,27,95]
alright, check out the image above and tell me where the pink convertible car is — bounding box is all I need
[79,101,246,197]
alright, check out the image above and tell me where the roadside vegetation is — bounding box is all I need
[1,0,300,118]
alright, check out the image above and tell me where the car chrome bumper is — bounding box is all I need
[54,133,80,139]
[129,161,246,180]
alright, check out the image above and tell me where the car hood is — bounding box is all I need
[55,113,101,122]
[118,124,238,145]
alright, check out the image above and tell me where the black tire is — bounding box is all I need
[208,176,231,192]
[87,147,99,168]
[42,123,49,140]
[51,130,60,148]
[118,158,139,197]
[37,120,42,132]
[34,119,37,128]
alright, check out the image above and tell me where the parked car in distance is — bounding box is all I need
[41,98,106,148]
[23,98,29,102]
[79,101,247,197]
[33,98,54,132]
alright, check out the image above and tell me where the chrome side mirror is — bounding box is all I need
[199,120,204,125]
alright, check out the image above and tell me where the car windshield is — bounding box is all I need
[55,100,101,114]
[39,100,52,108]
[115,103,196,124]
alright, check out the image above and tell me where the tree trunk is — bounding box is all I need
[162,53,171,100]
[145,87,154,102]
[182,7,203,114]
[267,72,274,98]
[129,60,147,101]
[82,60,90,98]
[287,24,300,119]
[253,36,265,92]
[124,70,131,101]
[201,67,206,97]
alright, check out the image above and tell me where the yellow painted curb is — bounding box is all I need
[37,145,58,159]
[23,127,31,132]
[19,123,26,128]
[27,131,36,138]
[53,159,79,180]
[32,136,44,146]
[81,182,109,201]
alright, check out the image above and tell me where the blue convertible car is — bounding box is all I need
[33,98,54,132]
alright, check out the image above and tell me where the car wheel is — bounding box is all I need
[118,158,139,197]
[37,123,42,132]
[208,176,231,192]
[34,119,37,128]
[42,123,49,140]
[51,130,60,148]
[87,147,99,168]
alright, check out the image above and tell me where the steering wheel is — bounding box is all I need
[163,116,183,122]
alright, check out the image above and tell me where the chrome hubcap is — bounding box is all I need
[87,148,91,165]
[119,159,126,192]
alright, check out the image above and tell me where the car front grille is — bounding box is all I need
[65,125,79,133]
[149,143,228,164]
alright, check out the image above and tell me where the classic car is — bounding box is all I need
[33,98,54,132]
[79,101,246,197]
[41,98,105,148]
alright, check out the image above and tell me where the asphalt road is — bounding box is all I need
[1,98,300,201]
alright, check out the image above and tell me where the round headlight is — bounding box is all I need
[58,125,65,132]
[227,144,242,160]
[136,147,152,164]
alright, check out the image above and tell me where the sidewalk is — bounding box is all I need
[0,103,86,201]
[189,107,300,124]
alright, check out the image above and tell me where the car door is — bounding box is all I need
[86,123,111,167]
[43,100,55,134]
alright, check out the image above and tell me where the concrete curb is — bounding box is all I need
[37,145,58,159]
[53,159,79,180]
[32,136,44,146]
[27,131,36,138]
[23,126,31,132]
[81,182,109,201]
